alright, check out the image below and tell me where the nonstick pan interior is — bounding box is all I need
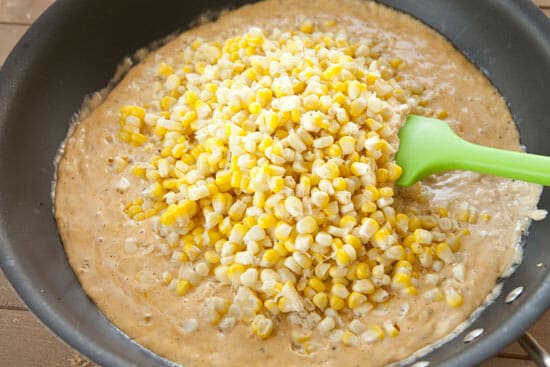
[0,1,549,366]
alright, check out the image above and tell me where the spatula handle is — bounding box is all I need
[451,139,550,186]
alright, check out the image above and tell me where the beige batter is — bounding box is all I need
[54,1,543,366]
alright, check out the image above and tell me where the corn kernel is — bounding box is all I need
[329,295,345,311]
[300,21,314,34]
[335,249,351,267]
[175,280,191,296]
[204,250,221,264]
[248,101,262,114]
[382,320,400,337]
[444,287,463,307]
[251,314,273,339]
[362,325,385,343]
[312,292,329,310]
[347,292,367,309]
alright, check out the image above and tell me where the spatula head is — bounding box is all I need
[395,115,460,187]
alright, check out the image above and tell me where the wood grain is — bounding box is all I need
[0,309,93,367]
[0,1,548,366]
[0,0,51,24]
[0,272,26,309]
[0,23,28,65]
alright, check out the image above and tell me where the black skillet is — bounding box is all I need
[0,1,549,366]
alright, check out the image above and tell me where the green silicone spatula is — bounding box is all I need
[395,115,550,187]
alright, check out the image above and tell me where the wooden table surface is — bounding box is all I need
[1,1,549,366]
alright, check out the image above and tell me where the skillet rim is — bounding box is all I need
[0,1,549,366]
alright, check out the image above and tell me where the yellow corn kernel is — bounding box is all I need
[162,272,173,285]
[248,101,262,114]
[300,21,314,34]
[129,132,146,146]
[424,287,444,302]
[308,277,326,293]
[215,170,232,190]
[436,109,448,119]
[297,216,318,234]
[256,88,273,106]
[175,280,191,296]
[184,90,197,106]
[264,299,280,315]
[312,292,328,310]
[227,263,245,282]
[391,273,412,289]
[342,330,359,346]
[130,165,146,178]
[329,295,345,311]
[363,325,385,343]
[390,58,402,68]
[435,242,455,264]
[265,111,281,132]
[348,96,368,117]
[338,136,356,155]
[143,208,157,219]
[160,211,176,226]
[191,39,202,50]
[258,213,277,229]
[127,204,142,217]
[395,260,412,272]
[376,168,389,183]
[335,249,351,267]
[444,287,463,307]
[383,321,400,337]
[317,162,340,180]
[311,190,330,209]
[245,67,258,81]
[303,94,321,110]
[402,286,418,296]
[261,249,280,267]
[347,292,368,309]
[366,73,378,85]
[435,207,448,218]
[160,96,176,111]
[322,64,343,80]
[269,176,285,193]
[339,215,357,229]
[328,239,342,252]
[410,242,423,254]
[275,222,292,241]
[277,296,294,313]
[385,245,405,260]
[409,215,421,231]
[355,262,371,279]
[327,144,343,158]
[414,228,433,244]
[329,177,346,191]
[302,286,316,300]
[361,201,378,216]
[241,216,255,229]
[157,62,174,77]
[251,314,273,339]
[204,250,221,264]
[379,187,394,198]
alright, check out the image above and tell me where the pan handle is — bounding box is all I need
[519,332,550,367]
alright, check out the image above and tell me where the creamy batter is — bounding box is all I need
[54,1,543,366]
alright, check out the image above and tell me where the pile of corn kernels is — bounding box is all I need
[116,23,470,347]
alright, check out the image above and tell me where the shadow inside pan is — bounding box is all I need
[0,1,549,366]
